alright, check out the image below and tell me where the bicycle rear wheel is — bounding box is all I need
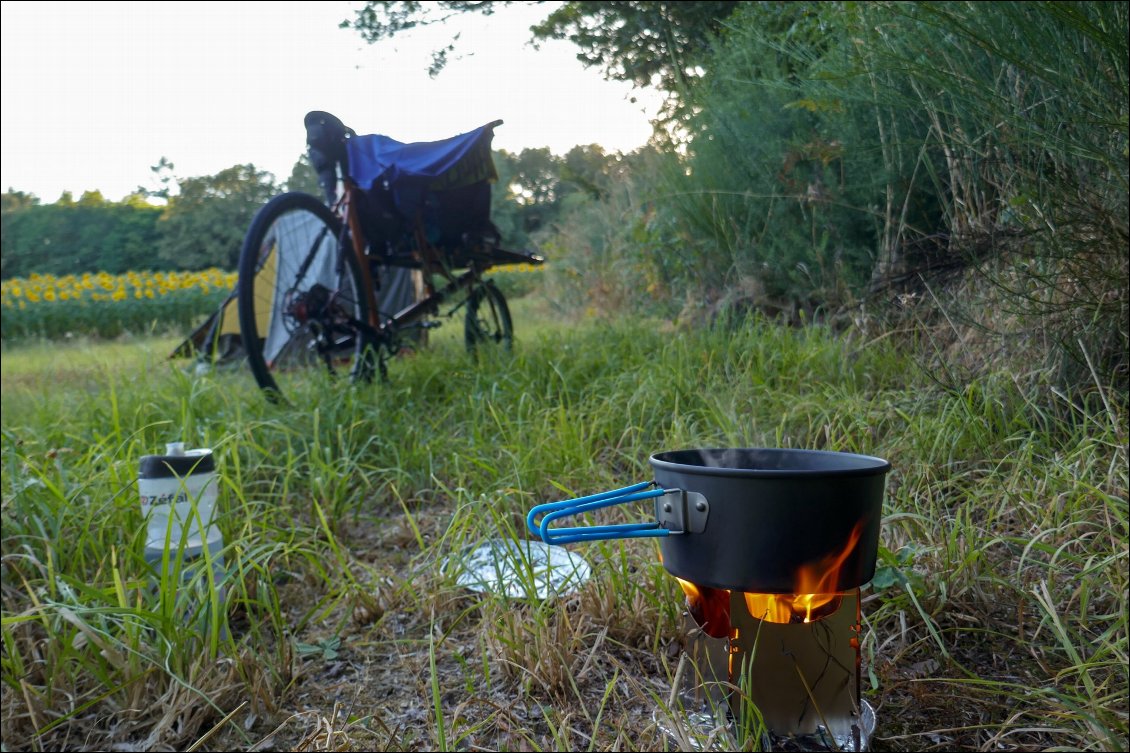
[464,280,513,353]
[237,192,376,400]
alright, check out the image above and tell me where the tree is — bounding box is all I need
[137,157,177,202]
[345,1,503,77]
[77,190,107,207]
[487,149,525,249]
[285,154,322,196]
[560,144,615,200]
[344,2,739,96]
[2,161,281,277]
[488,144,625,249]
[507,148,559,208]
[529,2,739,93]
[493,147,566,237]
[155,164,278,270]
[1,196,162,278]
[122,192,157,209]
[2,189,39,214]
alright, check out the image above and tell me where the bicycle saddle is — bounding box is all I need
[305,111,355,201]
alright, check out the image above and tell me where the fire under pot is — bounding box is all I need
[528,447,891,751]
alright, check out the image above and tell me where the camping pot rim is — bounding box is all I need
[649,447,891,480]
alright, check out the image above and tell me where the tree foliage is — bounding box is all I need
[344,1,738,97]
[529,1,738,92]
[0,142,614,276]
[1,189,39,215]
[285,154,322,195]
[346,1,501,77]
[154,164,279,270]
[490,144,621,248]
[2,161,283,278]
[1,191,163,278]
[524,0,1127,391]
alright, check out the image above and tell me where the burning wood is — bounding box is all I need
[676,578,732,638]
[741,522,862,624]
[678,521,862,629]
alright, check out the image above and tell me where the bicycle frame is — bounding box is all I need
[334,179,507,346]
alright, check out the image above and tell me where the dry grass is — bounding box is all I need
[2,297,1126,751]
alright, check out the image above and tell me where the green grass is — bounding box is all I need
[1,299,1126,751]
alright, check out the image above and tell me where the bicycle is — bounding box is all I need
[235,111,542,401]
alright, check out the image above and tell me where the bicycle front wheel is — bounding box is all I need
[236,192,376,400]
[464,280,513,353]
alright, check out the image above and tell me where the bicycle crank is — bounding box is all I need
[283,283,333,327]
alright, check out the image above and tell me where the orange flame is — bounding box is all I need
[676,522,865,627]
[745,522,862,623]
[676,578,732,638]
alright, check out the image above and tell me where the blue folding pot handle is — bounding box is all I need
[526,482,710,545]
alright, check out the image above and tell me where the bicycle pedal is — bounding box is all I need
[420,321,442,330]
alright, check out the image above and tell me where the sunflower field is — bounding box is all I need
[1,269,235,341]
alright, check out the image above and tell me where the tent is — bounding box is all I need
[171,259,421,367]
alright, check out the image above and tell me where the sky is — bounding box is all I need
[0,1,663,203]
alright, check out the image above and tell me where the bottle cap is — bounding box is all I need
[139,448,214,479]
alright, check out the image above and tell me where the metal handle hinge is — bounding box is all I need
[654,490,709,535]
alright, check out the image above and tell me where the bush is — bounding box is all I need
[660,1,1127,390]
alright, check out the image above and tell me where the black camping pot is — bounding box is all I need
[527,448,891,594]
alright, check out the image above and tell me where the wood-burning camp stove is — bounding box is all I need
[528,447,891,751]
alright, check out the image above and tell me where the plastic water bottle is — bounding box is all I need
[139,442,225,623]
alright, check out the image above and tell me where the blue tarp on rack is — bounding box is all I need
[346,120,502,216]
